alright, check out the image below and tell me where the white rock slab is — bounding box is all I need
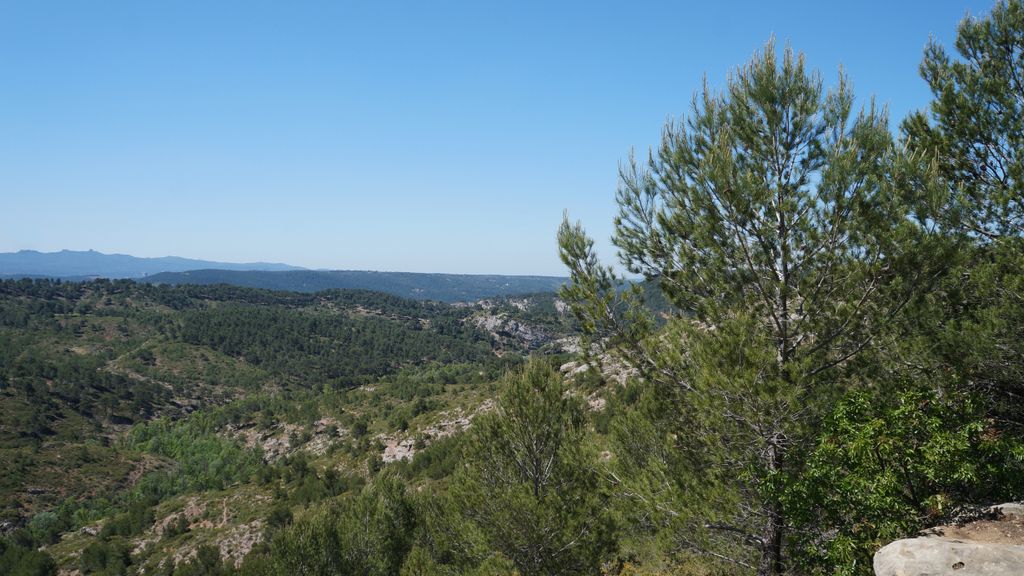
[875,537,1024,575]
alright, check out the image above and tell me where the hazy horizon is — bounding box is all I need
[0,247,572,277]
[2,0,993,275]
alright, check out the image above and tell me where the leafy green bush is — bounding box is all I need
[788,386,1024,574]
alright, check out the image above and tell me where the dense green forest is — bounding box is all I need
[0,278,577,575]
[143,270,568,302]
[3,2,1024,575]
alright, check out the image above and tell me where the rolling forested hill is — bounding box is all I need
[143,269,568,302]
[0,278,579,575]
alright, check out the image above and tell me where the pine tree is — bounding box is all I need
[903,0,1024,240]
[901,0,1024,483]
[454,360,616,576]
[558,42,931,575]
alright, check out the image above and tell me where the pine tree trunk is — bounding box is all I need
[757,506,784,576]
[758,439,785,576]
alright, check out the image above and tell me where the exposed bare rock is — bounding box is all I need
[557,335,638,386]
[379,404,492,463]
[302,434,333,457]
[382,437,416,463]
[875,503,1024,576]
[514,298,533,311]
[472,313,550,350]
[223,420,344,462]
[218,520,265,567]
[155,495,269,569]
[154,497,206,537]
[559,336,583,354]
[875,539,1024,575]
[560,360,589,379]
[554,299,569,315]
[472,399,496,416]
[560,355,636,386]
[223,423,296,462]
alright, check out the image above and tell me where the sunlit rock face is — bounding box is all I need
[874,504,1024,576]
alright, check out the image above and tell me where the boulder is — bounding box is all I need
[874,503,1024,576]
[875,538,1024,575]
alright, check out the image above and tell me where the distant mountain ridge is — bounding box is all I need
[144,269,567,302]
[0,249,568,301]
[0,249,303,279]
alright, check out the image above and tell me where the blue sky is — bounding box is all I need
[0,0,996,275]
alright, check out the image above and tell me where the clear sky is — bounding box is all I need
[0,0,996,275]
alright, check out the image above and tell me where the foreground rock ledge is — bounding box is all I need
[874,504,1024,576]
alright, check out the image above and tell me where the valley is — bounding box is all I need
[0,279,585,574]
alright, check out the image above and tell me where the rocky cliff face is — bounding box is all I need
[874,504,1024,575]
[472,313,551,350]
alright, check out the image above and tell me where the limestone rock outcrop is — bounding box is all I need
[874,504,1024,576]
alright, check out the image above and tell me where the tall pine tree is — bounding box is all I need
[558,42,933,575]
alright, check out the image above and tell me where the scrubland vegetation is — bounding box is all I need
[3,2,1024,575]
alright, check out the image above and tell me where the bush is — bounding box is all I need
[789,386,1024,574]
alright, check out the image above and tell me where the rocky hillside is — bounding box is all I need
[0,279,575,536]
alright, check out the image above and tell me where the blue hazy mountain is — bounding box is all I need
[144,269,567,302]
[0,249,303,279]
